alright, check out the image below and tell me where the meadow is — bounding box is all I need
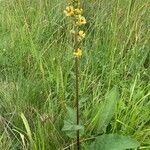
[0,0,150,149]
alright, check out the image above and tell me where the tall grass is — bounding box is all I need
[0,0,149,149]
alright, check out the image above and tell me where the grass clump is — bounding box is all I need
[0,0,149,149]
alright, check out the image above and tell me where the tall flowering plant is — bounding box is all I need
[62,2,141,150]
[64,0,86,149]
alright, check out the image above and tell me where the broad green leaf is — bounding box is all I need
[62,107,84,138]
[65,107,76,124]
[89,134,140,150]
[62,121,84,131]
[97,86,120,131]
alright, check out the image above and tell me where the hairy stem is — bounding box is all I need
[75,56,80,150]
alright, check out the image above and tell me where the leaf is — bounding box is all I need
[21,113,37,150]
[62,107,84,138]
[21,113,33,142]
[89,134,140,150]
[13,129,26,147]
[97,86,120,131]
[65,107,76,124]
[62,121,84,131]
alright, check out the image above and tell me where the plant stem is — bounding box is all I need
[75,57,80,150]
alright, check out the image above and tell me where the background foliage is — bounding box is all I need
[0,0,149,149]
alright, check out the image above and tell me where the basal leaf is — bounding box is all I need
[90,134,140,150]
[97,86,120,131]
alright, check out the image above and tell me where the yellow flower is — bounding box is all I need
[64,6,74,16]
[76,15,86,26]
[77,30,86,41]
[79,30,85,38]
[74,8,83,14]
[74,48,82,57]
[70,29,76,34]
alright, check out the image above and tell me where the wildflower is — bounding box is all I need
[74,48,82,57]
[79,30,85,38]
[74,8,83,14]
[64,6,74,16]
[77,30,85,41]
[76,15,86,26]
[70,29,76,34]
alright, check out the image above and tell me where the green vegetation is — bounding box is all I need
[0,0,149,149]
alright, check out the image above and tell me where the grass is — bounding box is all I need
[0,0,150,149]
